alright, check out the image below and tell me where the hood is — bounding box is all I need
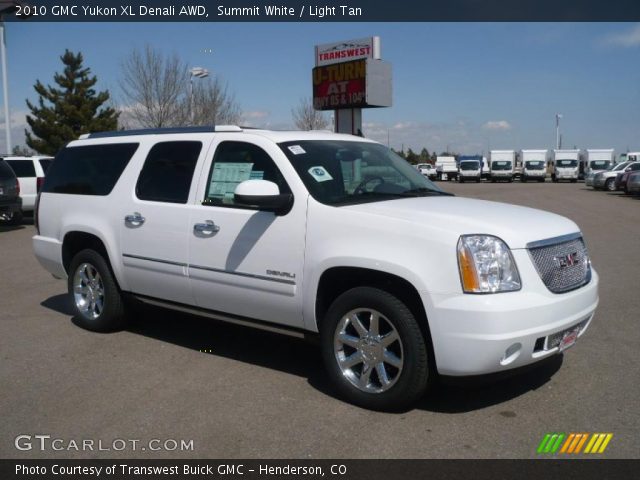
[342,196,579,249]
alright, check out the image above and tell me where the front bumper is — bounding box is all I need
[592,176,608,188]
[422,251,599,376]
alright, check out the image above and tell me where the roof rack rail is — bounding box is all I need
[81,125,243,139]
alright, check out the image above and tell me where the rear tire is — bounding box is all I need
[68,249,127,332]
[321,287,431,411]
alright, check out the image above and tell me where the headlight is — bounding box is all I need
[457,235,521,293]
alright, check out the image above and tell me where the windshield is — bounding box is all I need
[417,163,431,170]
[589,160,611,170]
[460,161,479,170]
[525,161,545,170]
[491,161,512,170]
[556,159,577,167]
[279,140,448,206]
[612,162,630,171]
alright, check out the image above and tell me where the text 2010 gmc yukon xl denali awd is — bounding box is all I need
[33,126,599,410]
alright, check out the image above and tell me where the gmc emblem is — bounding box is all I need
[555,252,580,268]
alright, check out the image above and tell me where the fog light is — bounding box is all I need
[500,343,522,366]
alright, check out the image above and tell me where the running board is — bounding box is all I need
[130,294,313,340]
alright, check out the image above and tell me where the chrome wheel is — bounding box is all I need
[333,308,404,393]
[73,262,105,320]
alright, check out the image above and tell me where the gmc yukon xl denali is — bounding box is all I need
[33,126,599,410]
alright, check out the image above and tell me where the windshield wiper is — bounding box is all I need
[401,188,454,197]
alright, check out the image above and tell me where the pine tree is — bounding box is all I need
[25,50,119,155]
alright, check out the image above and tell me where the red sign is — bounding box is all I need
[312,59,367,110]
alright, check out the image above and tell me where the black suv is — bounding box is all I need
[0,159,22,225]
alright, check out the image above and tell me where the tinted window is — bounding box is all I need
[43,144,139,195]
[204,141,290,207]
[136,141,202,204]
[6,160,36,177]
[0,160,17,180]
[38,159,53,173]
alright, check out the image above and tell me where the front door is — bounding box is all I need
[187,137,307,328]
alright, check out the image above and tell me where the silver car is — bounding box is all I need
[593,161,637,191]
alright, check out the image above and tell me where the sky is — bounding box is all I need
[1,22,639,155]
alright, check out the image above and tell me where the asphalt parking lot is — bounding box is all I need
[1,181,639,459]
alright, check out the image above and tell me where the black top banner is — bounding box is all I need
[2,0,640,22]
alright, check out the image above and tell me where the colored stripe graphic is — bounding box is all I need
[585,433,613,454]
[537,433,565,454]
[539,433,613,454]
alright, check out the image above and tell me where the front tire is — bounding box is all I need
[68,249,127,332]
[605,178,616,192]
[321,287,430,411]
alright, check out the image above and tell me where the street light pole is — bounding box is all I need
[189,67,209,126]
[1,19,11,152]
[555,113,563,150]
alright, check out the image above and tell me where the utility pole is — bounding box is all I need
[1,18,11,152]
[555,113,563,150]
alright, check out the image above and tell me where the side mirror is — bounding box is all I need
[234,180,293,213]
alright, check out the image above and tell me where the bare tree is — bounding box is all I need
[119,46,189,128]
[191,77,242,126]
[291,97,330,130]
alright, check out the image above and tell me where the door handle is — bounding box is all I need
[124,212,145,227]
[193,220,220,236]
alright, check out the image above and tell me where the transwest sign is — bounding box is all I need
[315,36,381,66]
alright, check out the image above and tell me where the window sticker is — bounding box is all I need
[288,145,306,155]
[208,162,253,199]
[308,166,333,182]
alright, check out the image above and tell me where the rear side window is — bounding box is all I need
[136,141,202,204]
[43,143,139,195]
[38,159,53,173]
[6,160,36,178]
[0,160,16,179]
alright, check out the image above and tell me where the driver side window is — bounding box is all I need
[203,141,291,208]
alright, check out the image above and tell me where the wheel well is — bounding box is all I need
[316,267,433,348]
[62,231,110,275]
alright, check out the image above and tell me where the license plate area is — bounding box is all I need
[540,318,590,353]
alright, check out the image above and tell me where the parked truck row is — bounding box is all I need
[415,148,621,184]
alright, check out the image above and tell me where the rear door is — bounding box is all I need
[120,137,210,305]
[187,136,307,328]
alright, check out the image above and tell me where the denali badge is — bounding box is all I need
[554,252,580,268]
[266,270,296,279]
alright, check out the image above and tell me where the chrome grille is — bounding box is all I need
[528,234,591,293]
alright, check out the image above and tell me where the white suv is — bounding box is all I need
[3,156,54,217]
[33,126,599,410]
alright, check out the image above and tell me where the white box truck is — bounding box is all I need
[584,149,614,186]
[489,150,515,182]
[552,149,581,183]
[520,150,548,182]
[435,156,458,181]
[457,155,482,182]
